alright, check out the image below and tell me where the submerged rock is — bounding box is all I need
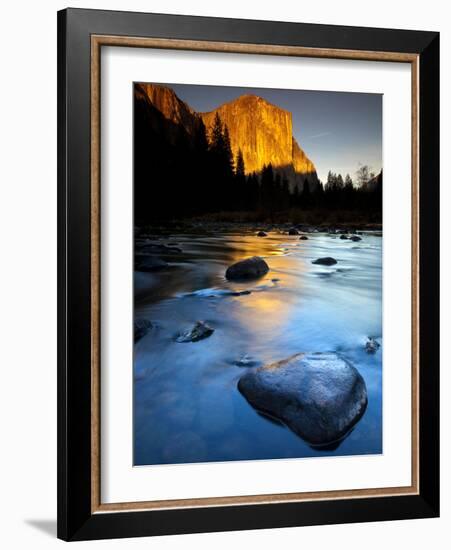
[230,290,252,296]
[365,337,380,354]
[225,256,269,280]
[234,354,261,368]
[350,235,362,242]
[312,257,337,266]
[176,321,214,343]
[238,352,368,446]
[179,287,251,298]
[134,318,152,342]
[257,231,268,237]
[299,235,309,240]
[135,256,169,272]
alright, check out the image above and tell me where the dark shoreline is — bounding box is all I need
[135,220,383,237]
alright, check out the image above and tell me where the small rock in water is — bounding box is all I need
[350,235,362,242]
[235,354,260,367]
[230,290,252,296]
[238,352,368,446]
[176,321,214,343]
[257,231,267,237]
[225,256,269,281]
[365,337,380,354]
[340,234,348,240]
[135,256,169,272]
[288,228,299,235]
[134,318,152,342]
[299,235,309,240]
[312,257,337,266]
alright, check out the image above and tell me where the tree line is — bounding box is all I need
[134,103,381,224]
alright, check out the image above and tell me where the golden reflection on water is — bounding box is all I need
[225,234,307,333]
[226,234,288,263]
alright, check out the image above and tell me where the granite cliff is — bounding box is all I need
[201,94,318,191]
[135,84,319,191]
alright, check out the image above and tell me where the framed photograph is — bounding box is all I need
[57,8,439,541]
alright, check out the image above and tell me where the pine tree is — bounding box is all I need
[193,119,210,213]
[210,112,224,152]
[223,125,234,177]
[302,180,311,207]
[261,164,275,218]
[325,170,335,192]
[344,173,353,189]
[235,148,245,179]
[281,176,290,210]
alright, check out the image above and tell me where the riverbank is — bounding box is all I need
[136,220,382,239]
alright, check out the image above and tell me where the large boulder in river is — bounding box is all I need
[238,352,367,446]
[257,231,267,237]
[312,257,337,266]
[225,256,269,281]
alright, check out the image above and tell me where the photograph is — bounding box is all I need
[133,82,383,466]
[51,4,440,541]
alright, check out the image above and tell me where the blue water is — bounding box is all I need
[133,229,382,465]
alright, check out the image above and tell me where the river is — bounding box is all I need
[134,228,382,466]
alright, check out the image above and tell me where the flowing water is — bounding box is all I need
[134,229,382,466]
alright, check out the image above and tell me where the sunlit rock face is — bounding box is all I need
[136,83,199,136]
[201,94,319,191]
[136,84,319,190]
[201,95,293,173]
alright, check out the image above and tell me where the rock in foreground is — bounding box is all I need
[176,321,214,343]
[225,256,269,280]
[257,231,267,237]
[350,235,362,242]
[238,352,368,446]
[299,235,309,240]
[312,257,337,266]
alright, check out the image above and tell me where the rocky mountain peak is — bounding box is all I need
[136,83,319,190]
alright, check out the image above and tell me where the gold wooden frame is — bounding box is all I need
[90,35,419,514]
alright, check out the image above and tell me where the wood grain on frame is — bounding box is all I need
[90,35,420,514]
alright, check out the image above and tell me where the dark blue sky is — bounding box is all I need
[165,83,382,184]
